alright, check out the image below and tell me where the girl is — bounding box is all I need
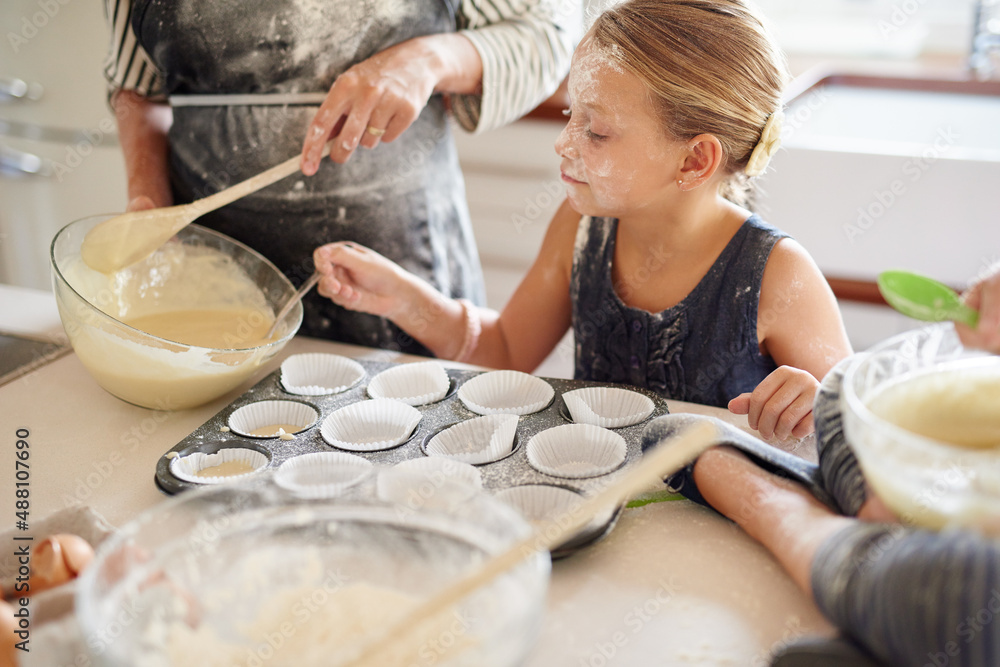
[313,0,852,439]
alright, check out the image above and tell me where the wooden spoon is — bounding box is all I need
[335,420,718,667]
[264,271,321,339]
[80,142,333,274]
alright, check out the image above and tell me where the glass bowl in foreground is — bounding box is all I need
[75,474,550,667]
[842,324,1000,534]
[50,214,302,410]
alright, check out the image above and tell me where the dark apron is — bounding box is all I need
[131,0,484,354]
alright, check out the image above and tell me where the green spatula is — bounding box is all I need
[877,270,980,328]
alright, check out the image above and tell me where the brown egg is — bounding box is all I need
[29,534,95,595]
[0,598,18,667]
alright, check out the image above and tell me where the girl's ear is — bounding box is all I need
[678,134,724,191]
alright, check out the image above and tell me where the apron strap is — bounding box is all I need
[169,92,328,107]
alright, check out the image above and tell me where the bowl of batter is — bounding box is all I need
[50,214,303,410]
[75,472,550,666]
[842,324,1000,534]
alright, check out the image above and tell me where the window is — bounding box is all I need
[753,0,976,58]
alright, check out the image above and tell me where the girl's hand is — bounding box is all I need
[728,366,819,440]
[312,242,414,320]
[955,265,1000,353]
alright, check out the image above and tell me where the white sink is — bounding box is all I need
[758,72,1000,348]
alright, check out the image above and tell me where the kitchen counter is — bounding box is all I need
[0,284,834,666]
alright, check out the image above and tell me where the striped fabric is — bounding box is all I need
[813,356,1000,666]
[814,356,868,516]
[102,0,162,99]
[812,523,1000,667]
[101,0,580,133]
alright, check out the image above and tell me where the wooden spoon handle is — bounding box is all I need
[265,271,321,339]
[193,142,334,215]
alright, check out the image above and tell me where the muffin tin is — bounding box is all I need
[156,356,670,556]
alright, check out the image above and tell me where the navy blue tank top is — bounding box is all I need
[571,214,789,407]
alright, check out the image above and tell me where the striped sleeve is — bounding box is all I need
[102,0,164,99]
[451,0,581,133]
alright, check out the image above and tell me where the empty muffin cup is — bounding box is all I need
[280,353,366,395]
[562,387,655,428]
[320,398,422,452]
[275,452,373,498]
[170,448,269,485]
[424,414,519,465]
[494,484,614,534]
[227,400,319,439]
[457,370,554,416]
[377,457,483,510]
[526,423,627,479]
[366,361,450,406]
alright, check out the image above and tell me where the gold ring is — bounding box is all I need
[365,126,386,137]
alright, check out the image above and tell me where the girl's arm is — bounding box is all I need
[313,200,580,370]
[729,239,853,439]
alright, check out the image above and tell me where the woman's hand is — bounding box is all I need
[728,366,819,440]
[956,265,1000,353]
[301,34,481,173]
[125,195,158,212]
[312,242,416,320]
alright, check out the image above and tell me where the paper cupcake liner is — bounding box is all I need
[366,361,450,406]
[562,387,655,428]
[227,400,319,439]
[457,370,554,416]
[527,424,626,479]
[321,399,422,452]
[275,452,373,498]
[280,353,366,395]
[170,448,269,485]
[424,414,519,465]
[377,457,483,508]
[494,484,613,533]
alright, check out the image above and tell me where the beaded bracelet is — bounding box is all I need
[454,299,482,363]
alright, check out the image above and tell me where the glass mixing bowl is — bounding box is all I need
[75,474,550,667]
[50,214,302,410]
[841,324,1000,534]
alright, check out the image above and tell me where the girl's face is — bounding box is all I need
[555,38,686,219]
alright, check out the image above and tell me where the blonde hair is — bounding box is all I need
[590,0,787,204]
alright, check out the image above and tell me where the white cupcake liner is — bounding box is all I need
[227,400,319,438]
[562,387,655,428]
[494,484,614,533]
[527,424,627,479]
[424,414,519,465]
[457,371,554,416]
[275,452,373,498]
[170,448,269,485]
[280,353,365,395]
[377,457,483,509]
[320,399,422,452]
[366,361,450,406]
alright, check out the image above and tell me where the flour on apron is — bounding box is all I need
[132,0,483,352]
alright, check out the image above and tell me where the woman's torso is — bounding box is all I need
[130,0,483,347]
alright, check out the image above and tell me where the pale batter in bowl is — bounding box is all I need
[51,215,302,410]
